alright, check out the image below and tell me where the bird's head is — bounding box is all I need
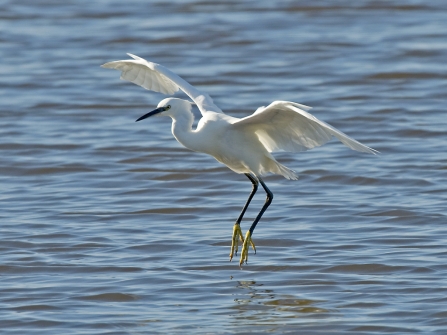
[136,98,192,122]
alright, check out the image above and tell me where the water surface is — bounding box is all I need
[1,1,447,334]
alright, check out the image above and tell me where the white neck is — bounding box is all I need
[169,109,202,152]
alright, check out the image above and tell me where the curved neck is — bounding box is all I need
[170,110,201,152]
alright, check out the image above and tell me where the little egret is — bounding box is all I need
[102,54,378,266]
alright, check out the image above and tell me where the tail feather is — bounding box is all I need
[273,161,299,180]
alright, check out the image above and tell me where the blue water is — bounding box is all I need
[1,1,447,334]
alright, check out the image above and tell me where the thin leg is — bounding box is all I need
[240,176,273,266]
[236,174,259,225]
[230,173,259,261]
[248,177,273,234]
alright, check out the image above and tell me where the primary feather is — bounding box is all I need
[234,101,379,155]
[101,54,222,115]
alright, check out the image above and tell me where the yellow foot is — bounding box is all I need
[239,230,256,266]
[229,224,244,261]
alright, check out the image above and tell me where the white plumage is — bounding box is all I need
[102,54,378,266]
[103,53,223,114]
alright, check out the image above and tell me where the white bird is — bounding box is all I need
[101,54,378,266]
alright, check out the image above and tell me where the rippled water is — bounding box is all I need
[1,1,447,334]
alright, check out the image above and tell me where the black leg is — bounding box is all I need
[239,176,274,265]
[235,173,259,225]
[248,176,273,235]
[230,173,259,261]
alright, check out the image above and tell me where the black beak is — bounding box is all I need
[135,107,166,122]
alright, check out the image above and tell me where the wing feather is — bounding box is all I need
[101,53,222,115]
[234,101,378,154]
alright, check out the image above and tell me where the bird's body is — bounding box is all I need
[102,54,378,266]
[170,102,295,178]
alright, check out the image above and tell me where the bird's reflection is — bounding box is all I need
[230,280,329,323]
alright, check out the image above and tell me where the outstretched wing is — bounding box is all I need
[234,101,378,154]
[101,54,223,115]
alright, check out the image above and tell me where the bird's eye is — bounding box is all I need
[166,105,171,110]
